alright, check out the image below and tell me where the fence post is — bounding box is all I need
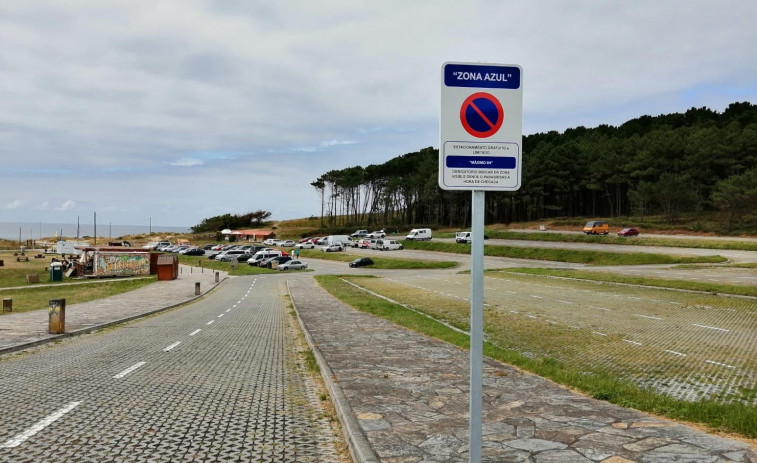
[49,299,66,334]
[195,282,201,296]
[2,298,11,312]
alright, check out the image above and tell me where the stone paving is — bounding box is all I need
[2,267,756,462]
[288,277,757,463]
[0,265,225,352]
[0,275,345,462]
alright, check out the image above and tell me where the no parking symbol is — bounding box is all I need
[460,92,503,138]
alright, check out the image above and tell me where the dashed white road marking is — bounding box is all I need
[0,401,82,448]
[226,308,231,312]
[113,361,146,379]
[189,329,201,336]
[218,313,224,318]
[693,324,730,332]
[163,341,181,352]
[206,320,215,326]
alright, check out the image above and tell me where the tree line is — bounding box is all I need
[191,210,272,233]
[311,102,757,231]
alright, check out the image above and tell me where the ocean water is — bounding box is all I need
[0,221,190,241]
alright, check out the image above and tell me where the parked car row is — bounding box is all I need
[351,238,403,251]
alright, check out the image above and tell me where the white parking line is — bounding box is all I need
[705,360,735,369]
[590,306,611,312]
[163,341,181,352]
[624,339,642,346]
[0,401,82,448]
[189,329,201,336]
[593,332,607,336]
[693,324,730,332]
[665,350,687,357]
[113,361,146,379]
[555,300,573,305]
[530,295,542,299]
[635,314,663,320]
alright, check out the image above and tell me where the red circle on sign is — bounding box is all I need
[459,92,504,138]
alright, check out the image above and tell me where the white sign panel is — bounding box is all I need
[439,62,523,191]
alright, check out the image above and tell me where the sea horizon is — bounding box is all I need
[0,221,190,241]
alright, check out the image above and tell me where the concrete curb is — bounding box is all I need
[287,281,380,463]
[0,275,229,356]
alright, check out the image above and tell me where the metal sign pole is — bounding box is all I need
[469,189,485,463]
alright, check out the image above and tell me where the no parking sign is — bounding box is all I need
[439,62,523,191]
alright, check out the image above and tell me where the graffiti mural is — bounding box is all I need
[93,252,150,276]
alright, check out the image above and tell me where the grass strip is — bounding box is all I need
[0,277,156,314]
[498,267,757,298]
[436,230,757,252]
[402,240,726,266]
[297,249,458,269]
[315,275,757,439]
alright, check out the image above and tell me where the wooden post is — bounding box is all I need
[49,299,66,334]
[2,298,11,312]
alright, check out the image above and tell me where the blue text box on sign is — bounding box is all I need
[446,156,516,169]
[444,64,521,89]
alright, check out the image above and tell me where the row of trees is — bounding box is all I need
[191,210,272,233]
[311,102,757,230]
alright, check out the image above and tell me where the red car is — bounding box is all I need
[617,227,640,237]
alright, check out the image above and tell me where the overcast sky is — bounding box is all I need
[1,1,755,228]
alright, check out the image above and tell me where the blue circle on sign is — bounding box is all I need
[459,92,504,138]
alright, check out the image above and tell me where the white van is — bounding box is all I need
[379,239,403,251]
[326,235,351,246]
[405,228,432,241]
[247,250,283,266]
[455,231,472,244]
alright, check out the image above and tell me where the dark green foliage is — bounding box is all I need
[191,210,272,233]
[312,102,757,228]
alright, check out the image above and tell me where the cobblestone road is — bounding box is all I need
[0,275,344,462]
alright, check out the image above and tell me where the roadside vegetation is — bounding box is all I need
[435,229,757,252]
[401,240,727,265]
[497,267,757,298]
[296,249,458,269]
[315,274,757,439]
[0,278,155,314]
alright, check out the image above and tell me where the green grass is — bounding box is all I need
[499,267,757,297]
[296,249,458,269]
[0,277,156,314]
[402,240,727,266]
[314,275,757,439]
[435,229,757,251]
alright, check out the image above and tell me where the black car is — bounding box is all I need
[349,257,374,268]
[182,247,205,256]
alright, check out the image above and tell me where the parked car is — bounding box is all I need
[296,241,316,249]
[299,236,314,243]
[315,237,329,245]
[263,238,279,246]
[279,240,296,247]
[583,221,609,235]
[278,260,308,271]
[180,247,205,256]
[349,257,374,268]
[351,229,368,238]
[379,239,403,251]
[261,256,292,268]
[366,230,386,239]
[618,227,640,237]
[217,250,250,262]
[322,244,343,252]
[247,250,283,266]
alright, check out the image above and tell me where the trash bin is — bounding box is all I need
[50,262,63,282]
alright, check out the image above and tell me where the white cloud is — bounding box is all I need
[4,200,25,210]
[55,200,77,211]
[0,0,754,226]
[170,158,204,167]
